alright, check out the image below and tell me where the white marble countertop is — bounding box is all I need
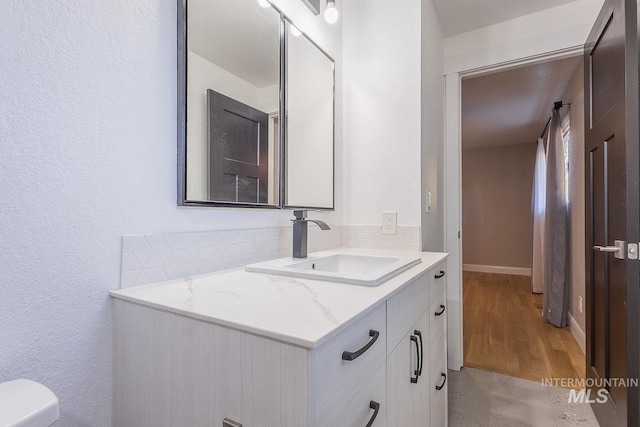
[110,248,448,349]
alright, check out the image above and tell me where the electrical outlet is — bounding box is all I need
[578,296,583,313]
[382,211,397,235]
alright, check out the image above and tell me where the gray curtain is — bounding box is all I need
[542,108,569,327]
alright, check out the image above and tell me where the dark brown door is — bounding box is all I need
[585,0,640,425]
[207,90,269,204]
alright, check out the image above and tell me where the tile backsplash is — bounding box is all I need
[120,224,421,288]
[121,226,343,288]
[344,225,421,252]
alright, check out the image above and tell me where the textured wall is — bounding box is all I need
[443,0,604,73]
[421,1,445,251]
[562,58,586,337]
[462,143,537,269]
[342,0,422,227]
[0,0,341,425]
[342,0,444,249]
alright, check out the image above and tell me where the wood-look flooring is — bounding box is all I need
[463,271,585,385]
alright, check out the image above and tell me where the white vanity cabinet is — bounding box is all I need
[385,261,448,427]
[112,252,448,427]
[113,300,389,427]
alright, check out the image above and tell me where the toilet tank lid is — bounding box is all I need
[0,379,59,427]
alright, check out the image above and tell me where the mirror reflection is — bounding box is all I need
[186,0,281,205]
[285,21,335,209]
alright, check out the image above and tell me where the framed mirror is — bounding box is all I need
[177,0,335,210]
[178,0,282,207]
[284,20,335,210]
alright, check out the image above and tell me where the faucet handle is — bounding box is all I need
[293,210,307,220]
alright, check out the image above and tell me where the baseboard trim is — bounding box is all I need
[568,312,586,355]
[462,264,531,276]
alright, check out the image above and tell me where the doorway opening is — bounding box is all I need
[460,55,586,383]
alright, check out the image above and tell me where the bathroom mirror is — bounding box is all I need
[177,0,335,210]
[178,0,282,207]
[284,20,335,210]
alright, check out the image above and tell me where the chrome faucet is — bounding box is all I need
[292,210,331,258]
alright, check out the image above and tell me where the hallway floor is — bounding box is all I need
[463,271,585,383]
[448,367,599,426]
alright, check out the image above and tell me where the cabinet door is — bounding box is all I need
[387,312,429,426]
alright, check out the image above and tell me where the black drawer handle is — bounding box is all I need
[410,335,419,384]
[434,271,446,279]
[365,400,380,427]
[435,305,446,316]
[435,372,447,390]
[414,330,423,376]
[342,330,379,361]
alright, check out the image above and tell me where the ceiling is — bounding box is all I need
[461,57,581,151]
[188,0,280,88]
[432,0,581,37]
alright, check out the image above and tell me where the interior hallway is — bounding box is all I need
[463,271,585,384]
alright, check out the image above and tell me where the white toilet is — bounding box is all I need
[0,380,59,427]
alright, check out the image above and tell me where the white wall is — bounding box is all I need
[421,1,445,251]
[342,0,423,228]
[0,1,341,425]
[444,0,604,74]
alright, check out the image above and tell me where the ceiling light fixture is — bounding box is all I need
[324,0,338,24]
[257,0,270,7]
[290,25,302,37]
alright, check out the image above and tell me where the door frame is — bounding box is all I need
[444,46,585,370]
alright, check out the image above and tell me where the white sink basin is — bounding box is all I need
[245,253,421,286]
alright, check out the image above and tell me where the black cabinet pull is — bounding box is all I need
[435,372,447,390]
[435,304,446,316]
[410,335,419,384]
[342,330,379,361]
[434,271,446,279]
[365,400,380,427]
[414,330,423,376]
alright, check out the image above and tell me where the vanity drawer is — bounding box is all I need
[430,261,447,302]
[313,302,386,426]
[430,282,446,347]
[430,296,447,365]
[386,272,429,354]
[323,362,387,427]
